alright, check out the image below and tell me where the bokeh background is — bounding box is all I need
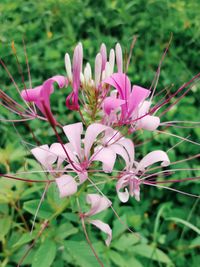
[0,0,200,266]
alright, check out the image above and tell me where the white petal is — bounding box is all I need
[85,194,112,217]
[56,175,77,198]
[31,145,57,169]
[109,49,115,74]
[65,53,72,81]
[84,123,108,159]
[95,53,102,88]
[63,122,83,159]
[137,150,170,172]
[92,147,116,173]
[90,219,112,246]
[115,43,123,73]
[116,176,130,203]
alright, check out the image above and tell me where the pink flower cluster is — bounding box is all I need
[19,43,172,246]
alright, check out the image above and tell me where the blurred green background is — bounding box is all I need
[0,0,200,266]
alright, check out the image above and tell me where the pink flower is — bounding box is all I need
[103,73,160,130]
[116,146,170,202]
[65,43,83,110]
[62,122,117,179]
[83,194,112,246]
[21,75,67,124]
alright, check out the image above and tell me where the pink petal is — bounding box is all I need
[31,145,57,169]
[72,43,83,91]
[128,85,150,115]
[92,147,116,173]
[117,138,135,168]
[21,75,67,122]
[63,123,83,159]
[103,96,125,115]
[84,123,108,159]
[100,43,107,71]
[50,142,78,167]
[56,175,77,198]
[85,194,112,217]
[136,101,160,131]
[66,92,79,111]
[66,43,83,111]
[103,73,131,99]
[138,115,160,131]
[109,144,130,168]
[116,176,130,203]
[137,150,170,172]
[89,219,112,246]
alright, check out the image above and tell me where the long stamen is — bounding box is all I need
[143,182,200,198]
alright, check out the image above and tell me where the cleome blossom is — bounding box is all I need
[116,148,170,202]
[103,73,160,130]
[31,122,136,199]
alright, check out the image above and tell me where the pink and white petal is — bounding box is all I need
[85,194,112,217]
[109,144,130,167]
[138,115,160,131]
[56,175,77,198]
[84,123,108,159]
[137,150,170,172]
[100,43,107,71]
[103,96,125,115]
[31,145,57,169]
[103,73,131,99]
[72,43,83,91]
[63,122,83,159]
[50,142,79,167]
[92,147,116,173]
[116,176,130,203]
[128,86,150,115]
[89,219,112,246]
[138,100,151,115]
[117,138,135,168]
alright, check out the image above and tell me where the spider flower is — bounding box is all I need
[103,73,160,130]
[62,122,133,178]
[116,148,170,202]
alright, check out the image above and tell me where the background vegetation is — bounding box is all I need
[0,0,200,266]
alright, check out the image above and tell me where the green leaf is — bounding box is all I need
[112,234,139,251]
[108,250,127,266]
[165,217,200,235]
[12,232,36,248]
[112,214,127,239]
[0,216,12,240]
[64,241,101,267]
[23,200,53,219]
[133,244,173,265]
[32,239,56,267]
[56,222,78,239]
